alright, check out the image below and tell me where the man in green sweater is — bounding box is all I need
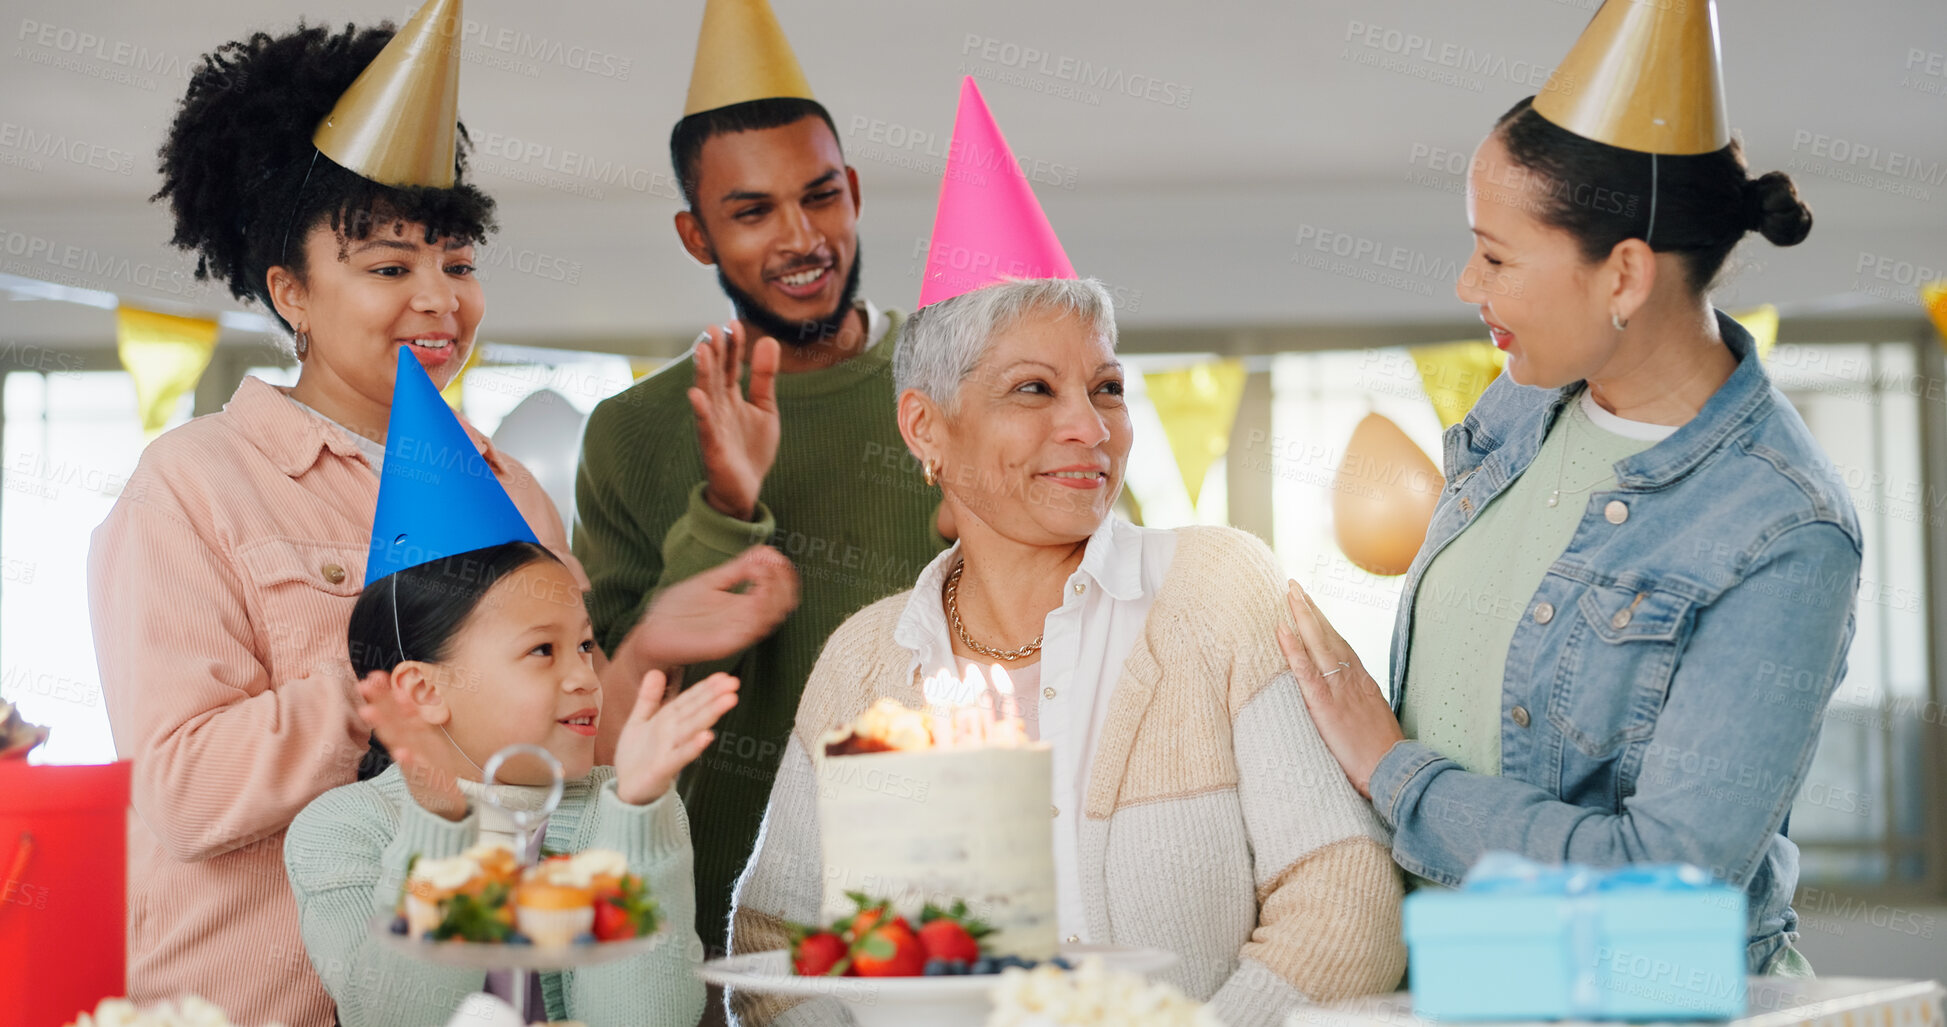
[573,0,946,965]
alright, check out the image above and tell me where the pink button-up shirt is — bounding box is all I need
[87,376,586,1027]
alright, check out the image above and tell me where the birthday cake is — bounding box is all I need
[815,667,1057,962]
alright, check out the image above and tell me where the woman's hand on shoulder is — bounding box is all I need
[355,671,468,822]
[1275,580,1403,801]
[611,670,739,806]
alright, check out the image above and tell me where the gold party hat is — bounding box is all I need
[313,0,463,187]
[1533,0,1730,155]
[683,0,815,117]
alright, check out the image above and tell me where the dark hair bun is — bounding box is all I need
[1744,171,1813,247]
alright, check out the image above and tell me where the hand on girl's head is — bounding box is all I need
[611,670,740,807]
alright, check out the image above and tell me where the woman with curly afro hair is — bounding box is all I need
[86,6,798,1024]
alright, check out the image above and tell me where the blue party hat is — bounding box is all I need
[365,348,538,586]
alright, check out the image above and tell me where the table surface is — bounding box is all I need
[1294,977,1946,1027]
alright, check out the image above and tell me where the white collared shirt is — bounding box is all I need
[892,515,1178,942]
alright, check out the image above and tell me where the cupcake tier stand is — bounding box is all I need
[369,744,664,1023]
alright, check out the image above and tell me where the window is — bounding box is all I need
[1,369,185,765]
[1767,340,1936,892]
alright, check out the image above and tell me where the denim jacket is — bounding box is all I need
[1369,311,1863,972]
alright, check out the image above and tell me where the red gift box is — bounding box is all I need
[0,760,132,1027]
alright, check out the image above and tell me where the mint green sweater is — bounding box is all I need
[283,765,705,1027]
[574,307,948,955]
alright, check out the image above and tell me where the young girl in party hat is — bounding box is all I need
[285,349,730,1026]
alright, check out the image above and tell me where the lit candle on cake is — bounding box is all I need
[988,664,1029,745]
[958,664,991,745]
[921,669,956,749]
[989,663,1017,719]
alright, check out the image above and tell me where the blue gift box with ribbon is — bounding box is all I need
[1403,853,1748,1020]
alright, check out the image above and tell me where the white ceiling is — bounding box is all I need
[2,0,1943,352]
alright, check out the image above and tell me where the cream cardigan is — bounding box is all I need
[728,525,1406,1027]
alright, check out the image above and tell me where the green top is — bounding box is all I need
[574,306,948,954]
[1403,390,1667,783]
[1400,390,1665,892]
[283,766,705,1027]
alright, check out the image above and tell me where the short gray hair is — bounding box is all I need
[893,277,1118,408]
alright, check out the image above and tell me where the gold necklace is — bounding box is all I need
[944,560,1043,662]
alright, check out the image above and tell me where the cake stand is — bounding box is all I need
[698,944,1180,1027]
[369,744,663,1023]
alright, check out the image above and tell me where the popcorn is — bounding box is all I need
[985,958,1222,1027]
[65,996,285,1027]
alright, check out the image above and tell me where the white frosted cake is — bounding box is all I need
[816,695,1058,960]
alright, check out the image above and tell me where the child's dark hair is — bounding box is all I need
[1493,96,1812,293]
[152,21,497,333]
[670,96,841,209]
[348,540,560,779]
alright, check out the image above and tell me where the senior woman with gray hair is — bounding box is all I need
[726,277,1407,1026]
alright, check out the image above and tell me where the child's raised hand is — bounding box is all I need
[612,670,739,806]
[356,670,468,822]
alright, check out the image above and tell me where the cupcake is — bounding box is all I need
[463,841,521,888]
[514,878,595,946]
[404,854,484,938]
[556,848,628,892]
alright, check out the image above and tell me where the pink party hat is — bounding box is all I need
[916,77,1076,309]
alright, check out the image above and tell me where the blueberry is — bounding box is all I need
[948,959,972,975]
[971,957,998,975]
[420,931,439,942]
[573,932,597,945]
[506,932,532,946]
[388,916,409,936]
[1050,957,1074,971]
[923,959,949,976]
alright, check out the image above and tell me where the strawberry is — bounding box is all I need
[841,891,895,940]
[851,919,927,977]
[590,877,660,942]
[592,898,635,941]
[917,918,980,964]
[791,930,849,977]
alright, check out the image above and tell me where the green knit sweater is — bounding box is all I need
[574,307,947,954]
[282,765,706,1027]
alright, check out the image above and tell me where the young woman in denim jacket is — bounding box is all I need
[1277,95,1860,976]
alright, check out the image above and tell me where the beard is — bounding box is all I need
[715,249,864,347]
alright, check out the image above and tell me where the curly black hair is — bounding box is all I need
[153,21,497,332]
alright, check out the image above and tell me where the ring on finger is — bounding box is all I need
[1319,660,1351,678]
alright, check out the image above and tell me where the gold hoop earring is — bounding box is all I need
[1611,313,1629,331]
[294,327,311,360]
[922,459,939,487]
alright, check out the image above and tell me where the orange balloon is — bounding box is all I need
[1332,414,1443,577]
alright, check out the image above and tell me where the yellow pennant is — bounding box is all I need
[1731,304,1779,363]
[438,343,482,411]
[1410,341,1505,429]
[116,306,219,439]
[1922,281,1947,348]
[1143,359,1246,507]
